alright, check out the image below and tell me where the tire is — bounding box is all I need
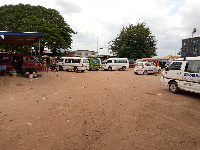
[169,81,179,94]
[122,66,126,71]
[74,68,78,73]
[81,70,85,72]
[158,69,161,74]
[108,67,112,71]
[143,70,148,75]
[134,72,138,75]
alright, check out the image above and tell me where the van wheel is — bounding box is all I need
[143,70,148,75]
[122,66,126,71]
[108,67,112,71]
[169,81,179,94]
[74,68,78,73]
[158,69,161,74]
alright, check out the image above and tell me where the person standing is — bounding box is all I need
[42,59,47,71]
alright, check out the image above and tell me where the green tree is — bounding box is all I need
[109,22,157,59]
[0,4,76,54]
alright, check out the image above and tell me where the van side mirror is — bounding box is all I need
[165,66,169,71]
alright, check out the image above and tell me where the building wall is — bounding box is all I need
[182,37,200,57]
[62,50,98,57]
[74,50,98,58]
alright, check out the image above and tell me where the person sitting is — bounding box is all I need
[20,65,26,75]
[27,66,35,75]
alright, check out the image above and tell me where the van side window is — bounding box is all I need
[187,61,200,73]
[169,62,182,70]
[120,59,127,63]
[65,59,71,63]
[83,59,89,63]
[26,57,35,62]
[72,59,80,63]
[107,60,112,63]
[0,57,10,63]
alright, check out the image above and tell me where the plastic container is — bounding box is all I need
[29,74,33,78]
[12,73,17,77]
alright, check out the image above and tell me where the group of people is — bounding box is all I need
[42,57,57,72]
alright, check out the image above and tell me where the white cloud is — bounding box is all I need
[1,0,200,57]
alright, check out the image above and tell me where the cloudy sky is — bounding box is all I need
[1,0,200,58]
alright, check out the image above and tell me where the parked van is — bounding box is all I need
[57,57,89,72]
[101,58,129,71]
[88,58,101,71]
[0,54,43,73]
[160,56,200,94]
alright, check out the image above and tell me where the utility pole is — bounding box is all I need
[97,37,98,55]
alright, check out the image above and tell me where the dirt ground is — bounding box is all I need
[0,68,200,150]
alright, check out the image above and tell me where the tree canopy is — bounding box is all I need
[0,4,76,54]
[109,22,157,59]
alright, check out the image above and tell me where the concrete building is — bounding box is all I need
[63,50,98,58]
[182,37,200,57]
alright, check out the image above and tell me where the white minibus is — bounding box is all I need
[160,56,200,94]
[57,57,89,72]
[101,58,129,71]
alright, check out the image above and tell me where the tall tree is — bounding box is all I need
[0,4,76,54]
[109,22,157,59]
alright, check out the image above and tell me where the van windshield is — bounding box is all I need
[91,59,100,63]
[58,59,64,62]
[102,59,107,64]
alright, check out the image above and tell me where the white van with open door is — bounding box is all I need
[160,56,200,94]
[57,57,89,72]
[101,58,129,71]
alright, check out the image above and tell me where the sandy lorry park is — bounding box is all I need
[0,68,200,150]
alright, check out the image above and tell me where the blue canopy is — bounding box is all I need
[0,31,44,45]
